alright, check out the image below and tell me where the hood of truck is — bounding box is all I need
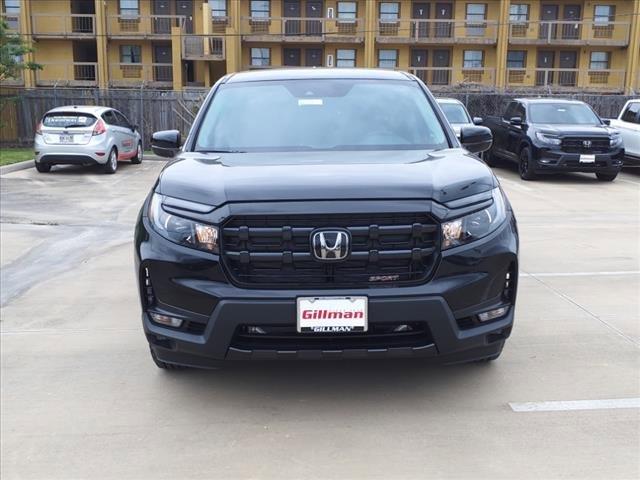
[156,149,496,206]
[533,124,613,136]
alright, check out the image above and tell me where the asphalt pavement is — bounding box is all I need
[1,160,639,479]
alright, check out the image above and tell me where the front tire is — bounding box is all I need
[596,172,618,182]
[131,142,143,164]
[483,148,500,168]
[518,147,537,180]
[35,162,51,173]
[103,148,118,174]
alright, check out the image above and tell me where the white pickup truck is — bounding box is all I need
[610,99,640,165]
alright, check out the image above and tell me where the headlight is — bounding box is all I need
[148,193,219,253]
[441,188,507,249]
[610,133,622,147]
[535,132,561,146]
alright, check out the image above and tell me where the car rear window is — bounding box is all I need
[42,113,97,128]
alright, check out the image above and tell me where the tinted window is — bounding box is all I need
[195,79,448,152]
[529,103,600,125]
[515,104,526,121]
[621,103,640,123]
[42,112,96,128]
[102,110,117,125]
[114,111,130,128]
[439,102,471,124]
[503,102,518,120]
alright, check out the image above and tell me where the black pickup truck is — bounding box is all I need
[483,98,624,181]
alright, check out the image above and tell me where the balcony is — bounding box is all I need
[506,68,626,92]
[409,67,496,90]
[377,19,498,44]
[241,17,364,43]
[107,15,185,38]
[210,16,231,34]
[182,35,225,60]
[108,63,173,88]
[31,14,95,38]
[35,63,98,87]
[1,13,20,32]
[508,20,630,47]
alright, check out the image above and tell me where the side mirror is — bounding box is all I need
[602,119,611,126]
[473,116,483,125]
[151,130,181,158]
[509,116,523,126]
[460,125,493,154]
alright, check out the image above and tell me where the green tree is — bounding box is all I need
[0,19,40,82]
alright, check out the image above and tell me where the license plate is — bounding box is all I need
[59,134,73,144]
[297,296,368,333]
[579,154,596,163]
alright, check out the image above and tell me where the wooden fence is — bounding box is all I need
[0,87,635,147]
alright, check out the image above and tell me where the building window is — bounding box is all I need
[378,49,398,69]
[509,4,529,22]
[210,0,227,18]
[466,3,487,22]
[120,45,142,63]
[251,47,270,66]
[507,51,526,68]
[337,1,357,20]
[380,2,400,21]
[590,51,610,70]
[463,50,484,68]
[250,0,270,18]
[119,0,139,17]
[336,49,356,67]
[594,5,615,24]
[2,0,20,14]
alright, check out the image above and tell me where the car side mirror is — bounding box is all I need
[602,119,611,126]
[151,130,181,158]
[473,116,483,125]
[509,116,523,126]
[460,125,493,154]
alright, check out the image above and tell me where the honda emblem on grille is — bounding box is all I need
[311,229,350,261]
[583,140,592,148]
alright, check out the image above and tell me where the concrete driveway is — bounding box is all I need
[1,161,639,479]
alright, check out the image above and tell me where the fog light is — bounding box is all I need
[477,306,509,322]
[393,324,413,333]
[247,326,267,335]
[149,312,183,328]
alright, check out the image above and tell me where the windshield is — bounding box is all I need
[43,113,96,128]
[195,79,448,152]
[529,103,601,125]
[439,102,471,124]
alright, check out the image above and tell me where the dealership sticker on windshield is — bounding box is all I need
[580,154,596,163]
[298,99,323,106]
[297,296,368,333]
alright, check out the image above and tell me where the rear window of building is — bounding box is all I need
[42,113,97,128]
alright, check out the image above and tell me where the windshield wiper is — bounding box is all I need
[196,149,247,153]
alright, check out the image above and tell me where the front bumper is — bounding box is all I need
[135,205,519,367]
[531,145,624,173]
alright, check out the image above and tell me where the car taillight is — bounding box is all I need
[35,122,43,135]
[92,119,106,136]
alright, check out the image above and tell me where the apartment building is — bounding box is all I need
[2,0,639,93]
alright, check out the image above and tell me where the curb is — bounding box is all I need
[0,159,35,175]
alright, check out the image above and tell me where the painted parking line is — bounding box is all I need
[509,398,640,412]
[520,271,640,278]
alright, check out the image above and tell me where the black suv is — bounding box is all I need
[135,69,519,369]
[483,98,624,181]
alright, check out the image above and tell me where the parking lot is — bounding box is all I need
[1,161,639,479]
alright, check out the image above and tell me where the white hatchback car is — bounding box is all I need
[34,105,142,174]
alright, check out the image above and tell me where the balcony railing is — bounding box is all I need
[378,19,498,43]
[1,70,24,86]
[107,15,185,37]
[31,14,95,37]
[182,35,225,60]
[506,68,626,92]
[409,67,496,89]
[35,63,98,87]
[241,17,364,41]
[210,16,231,34]
[108,63,173,87]
[1,13,20,32]
[509,20,630,46]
